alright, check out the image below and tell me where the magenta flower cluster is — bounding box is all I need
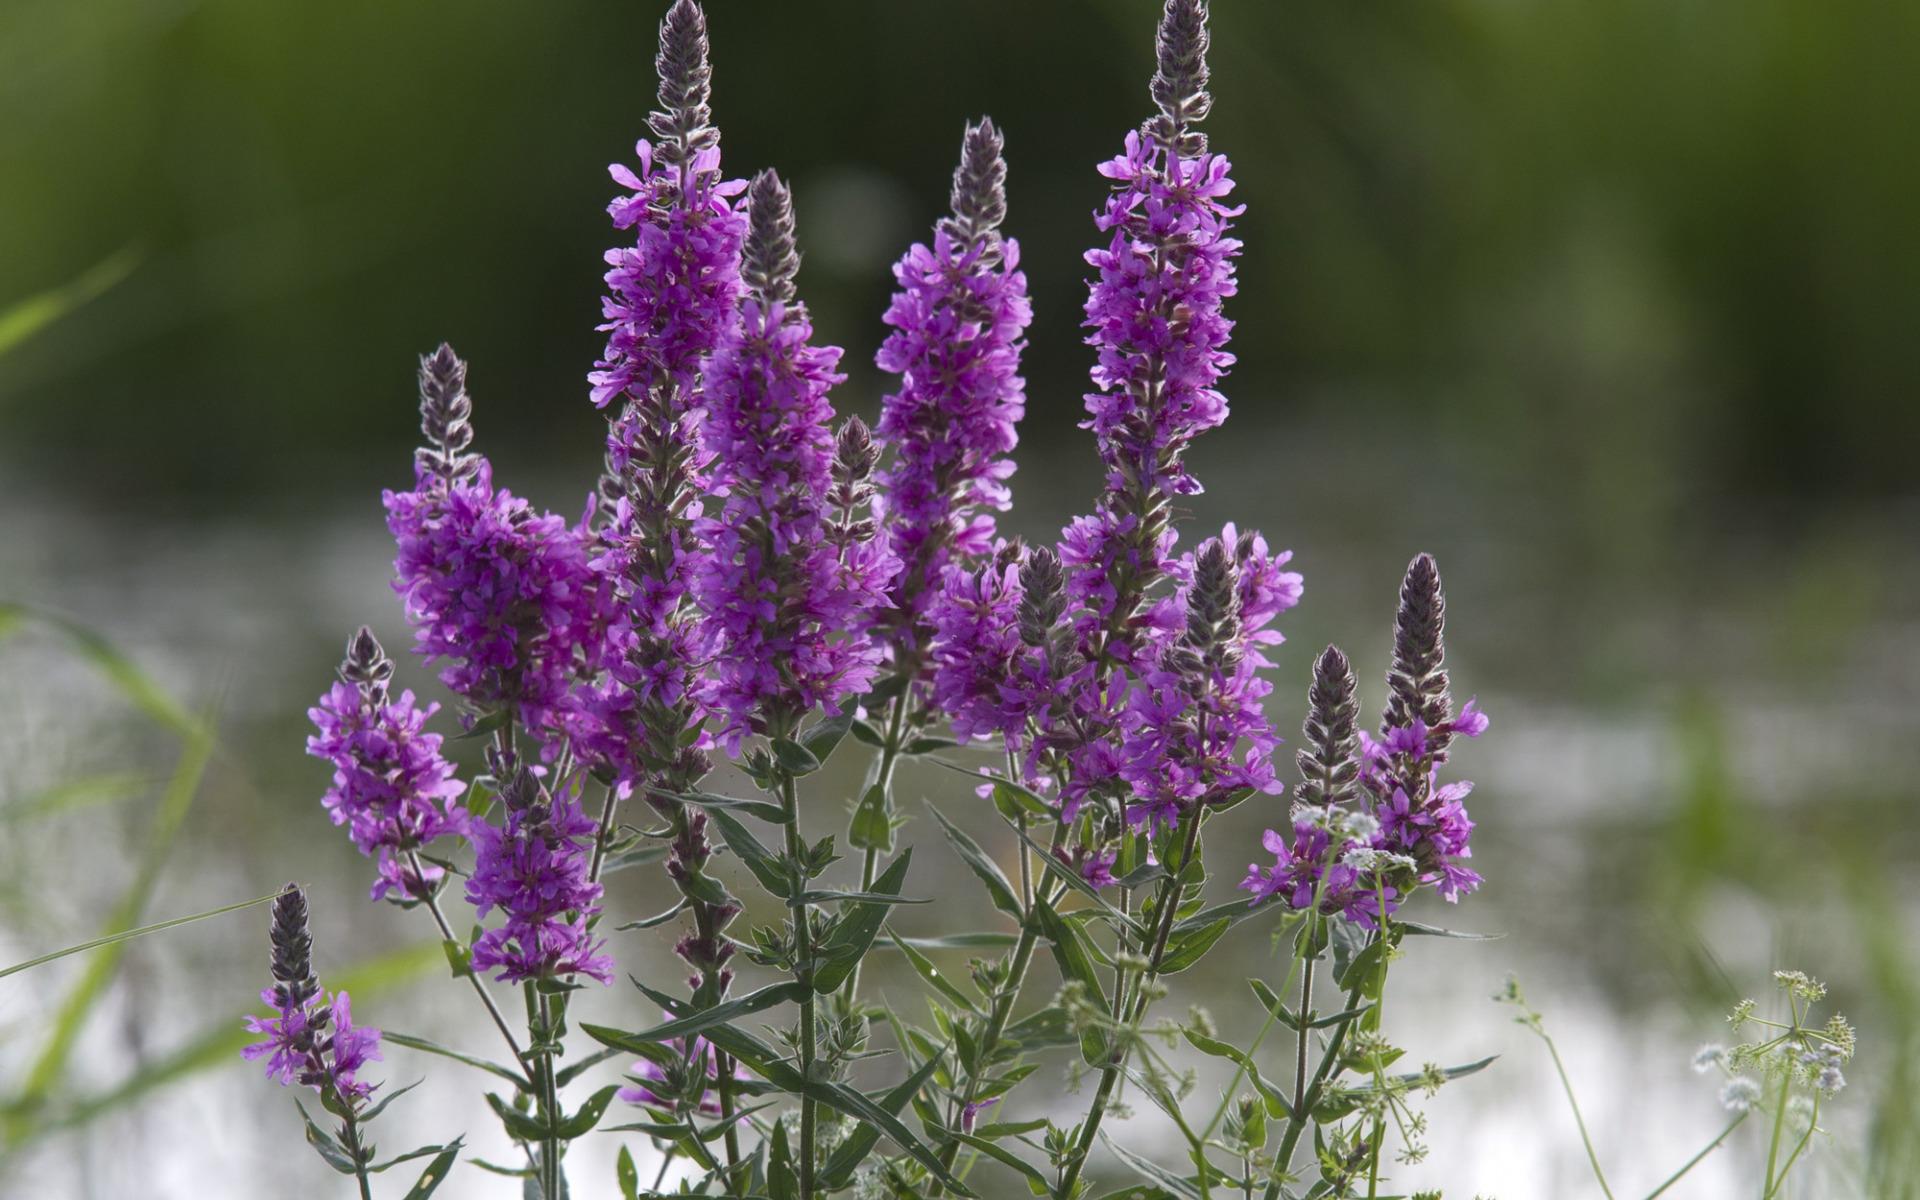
[465,772,613,984]
[591,141,748,407]
[384,460,599,743]
[245,989,383,1102]
[873,120,1031,659]
[693,287,897,745]
[618,1033,748,1116]
[307,671,463,902]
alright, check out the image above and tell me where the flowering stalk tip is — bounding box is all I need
[1297,644,1359,810]
[742,170,800,306]
[1384,551,1452,755]
[651,0,717,166]
[1147,0,1213,154]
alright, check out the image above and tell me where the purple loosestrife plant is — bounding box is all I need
[244,886,460,1198]
[307,627,465,902]
[249,4,1557,1198]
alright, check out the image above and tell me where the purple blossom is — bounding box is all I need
[307,628,465,901]
[386,348,600,743]
[1118,527,1299,829]
[464,769,612,984]
[692,172,897,747]
[1056,844,1119,890]
[619,1033,747,1116]
[1064,126,1243,659]
[874,119,1031,663]
[245,990,383,1102]
[243,886,383,1102]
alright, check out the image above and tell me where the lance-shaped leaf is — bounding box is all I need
[928,803,1021,918]
[555,1084,622,1139]
[647,786,788,825]
[399,1140,464,1198]
[1182,1029,1293,1120]
[848,782,896,853]
[817,1041,946,1188]
[1012,823,1143,938]
[800,710,855,766]
[811,849,914,993]
[1033,896,1109,1066]
[692,1018,976,1196]
[706,807,792,895]
[1157,917,1229,974]
[1102,1134,1202,1199]
[950,1130,1050,1195]
[886,930,983,1014]
[584,980,809,1050]
[384,1032,529,1089]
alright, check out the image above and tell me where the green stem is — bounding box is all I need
[535,987,563,1200]
[1264,970,1369,1200]
[1292,954,1316,1119]
[339,1103,375,1200]
[781,767,818,1200]
[1539,1028,1615,1200]
[1762,1068,1794,1197]
[1764,1095,1818,1199]
[1646,1114,1746,1200]
[586,779,620,884]
[404,848,525,1064]
[846,693,910,1002]
[929,819,1071,1196]
[1054,811,1204,1200]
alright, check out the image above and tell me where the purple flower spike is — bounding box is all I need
[464,766,613,984]
[307,627,466,901]
[385,345,600,743]
[693,171,898,746]
[591,0,747,408]
[874,118,1032,667]
[1067,5,1244,663]
[243,885,383,1102]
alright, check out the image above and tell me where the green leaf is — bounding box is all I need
[400,1141,463,1196]
[0,246,139,358]
[848,783,895,853]
[693,1019,976,1196]
[903,735,960,756]
[384,1029,529,1082]
[1033,897,1109,1066]
[599,843,668,874]
[1102,1135,1202,1198]
[1003,1007,1079,1051]
[440,938,474,980]
[817,1042,946,1188]
[556,1084,622,1138]
[1012,823,1144,938]
[950,1130,1050,1194]
[1157,917,1229,974]
[771,736,823,776]
[0,888,280,982]
[1182,1029,1293,1121]
[361,1079,424,1124]
[616,1146,640,1200]
[0,771,152,824]
[554,1046,624,1087]
[585,980,809,1049]
[0,605,199,738]
[485,1091,549,1141]
[800,710,856,766]
[16,717,215,1107]
[706,807,791,895]
[928,802,1021,918]
[647,787,788,825]
[887,930,983,1013]
[616,898,689,931]
[882,932,1018,951]
[1171,897,1270,935]
[811,849,914,993]
[1398,920,1503,941]
[369,1136,459,1172]
[296,1100,362,1174]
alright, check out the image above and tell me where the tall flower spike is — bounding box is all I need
[1296,645,1359,810]
[649,0,717,166]
[413,343,479,489]
[1382,553,1452,756]
[694,171,896,744]
[244,885,383,1101]
[741,170,799,306]
[877,120,1031,673]
[1146,0,1213,155]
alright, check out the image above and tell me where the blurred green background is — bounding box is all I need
[3,0,1917,1196]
